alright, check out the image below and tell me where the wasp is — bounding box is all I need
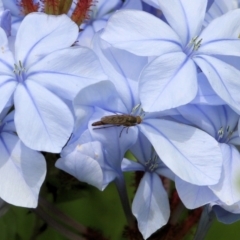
[92,114,142,136]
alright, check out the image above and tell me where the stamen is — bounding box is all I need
[145,152,159,172]
[188,36,203,51]
[194,39,202,50]
[190,36,198,44]
[131,104,141,113]
[217,126,224,140]
[226,126,230,132]
[18,0,39,15]
[19,60,23,69]
[131,104,145,118]
[227,130,233,139]
[71,0,95,26]
[13,61,26,76]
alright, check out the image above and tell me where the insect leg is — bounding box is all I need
[119,127,131,137]
[119,127,125,138]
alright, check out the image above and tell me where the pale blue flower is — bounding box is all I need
[101,0,240,112]
[174,104,240,208]
[122,133,173,239]
[0,12,106,153]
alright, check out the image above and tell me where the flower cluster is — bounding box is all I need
[1,0,240,239]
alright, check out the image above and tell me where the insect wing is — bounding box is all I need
[101,115,127,125]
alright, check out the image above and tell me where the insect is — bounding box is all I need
[92,114,142,136]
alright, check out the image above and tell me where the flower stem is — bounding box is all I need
[193,205,215,240]
[114,175,135,228]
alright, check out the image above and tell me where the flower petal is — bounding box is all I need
[2,0,22,16]
[0,77,17,112]
[229,131,240,145]
[194,55,240,113]
[139,52,197,111]
[93,33,145,111]
[0,27,15,72]
[0,133,46,207]
[94,0,122,18]
[213,205,240,224]
[199,9,240,56]
[14,81,74,153]
[1,110,15,132]
[1,10,11,37]
[123,0,142,10]
[74,80,128,114]
[142,0,161,9]
[15,13,78,67]
[203,0,237,26]
[177,105,237,139]
[210,144,240,205]
[130,132,152,165]
[191,73,226,105]
[101,10,181,56]
[176,176,218,209]
[56,141,104,190]
[140,119,222,185]
[0,28,19,112]
[27,47,107,101]
[132,172,170,239]
[121,158,145,172]
[150,0,207,46]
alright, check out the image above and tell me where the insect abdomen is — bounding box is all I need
[92,121,104,126]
